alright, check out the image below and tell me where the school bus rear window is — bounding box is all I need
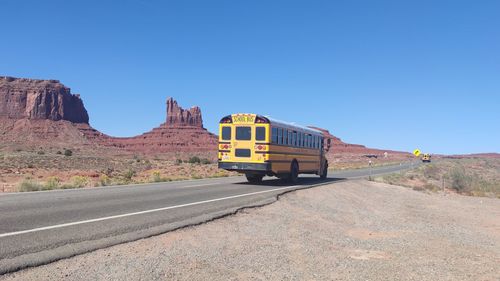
[222,127,231,140]
[236,127,251,140]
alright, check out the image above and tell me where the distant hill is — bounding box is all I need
[0,76,414,160]
[0,76,217,153]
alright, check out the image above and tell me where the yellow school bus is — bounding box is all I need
[422,153,431,163]
[218,113,331,183]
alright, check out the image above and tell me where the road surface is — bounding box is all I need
[0,162,418,274]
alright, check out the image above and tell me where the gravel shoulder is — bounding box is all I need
[2,180,499,281]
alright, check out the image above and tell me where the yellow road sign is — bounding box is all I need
[413,149,421,157]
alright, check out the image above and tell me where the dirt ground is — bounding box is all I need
[0,148,410,192]
[2,180,499,281]
[0,150,230,192]
[376,158,500,198]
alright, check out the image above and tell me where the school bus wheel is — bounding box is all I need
[246,173,264,184]
[288,161,299,184]
[320,161,328,180]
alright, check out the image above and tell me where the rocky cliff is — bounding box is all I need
[0,76,89,124]
[0,77,216,153]
[110,98,217,153]
[165,97,203,127]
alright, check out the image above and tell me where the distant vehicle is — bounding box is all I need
[422,153,432,163]
[218,114,331,183]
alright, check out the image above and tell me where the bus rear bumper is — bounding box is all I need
[218,162,271,172]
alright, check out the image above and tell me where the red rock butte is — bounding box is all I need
[0,76,217,153]
[0,76,88,123]
[165,97,203,127]
[1,76,410,157]
[108,98,217,153]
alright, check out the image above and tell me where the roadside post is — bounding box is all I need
[368,160,373,180]
[412,149,421,169]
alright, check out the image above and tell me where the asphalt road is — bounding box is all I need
[0,161,419,274]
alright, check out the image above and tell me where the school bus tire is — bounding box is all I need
[246,173,264,184]
[288,161,299,184]
[320,162,328,180]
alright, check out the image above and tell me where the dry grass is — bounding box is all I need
[374,158,500,198]
[2,150,236,192]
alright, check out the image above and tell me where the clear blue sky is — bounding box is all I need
[1,0,499,154]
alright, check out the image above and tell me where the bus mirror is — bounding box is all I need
[326,138,331,152]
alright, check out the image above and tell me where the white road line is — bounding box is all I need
[0,185,301,239]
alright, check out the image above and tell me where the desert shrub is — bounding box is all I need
[151,170,162,182]
[200,158,211,165]
[423,183,440,192]
[27,163,34,169]
[188,156,201,164]
[102,167,114,176]
[449,167,472,193]
[56,151,62,155]
[123,169,136,182]
[70,176,90,188]
[44,176,61,190]
[64,149,73,157]
[214,170,229,178]
[382,173,403,185]
[37,150,45,155]
[175,159,183,165]
[191,175,203,180]
[150,171,173,183]
[423,164,440,180]
[99,174,111,186]
[18,179,43,192]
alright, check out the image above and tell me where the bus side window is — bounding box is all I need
[256,127,266,141]
[293,131,297,147]
[278,128,283,145]
[288,131,292,146]
[283,129,288,145]
[272,127,278,144]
